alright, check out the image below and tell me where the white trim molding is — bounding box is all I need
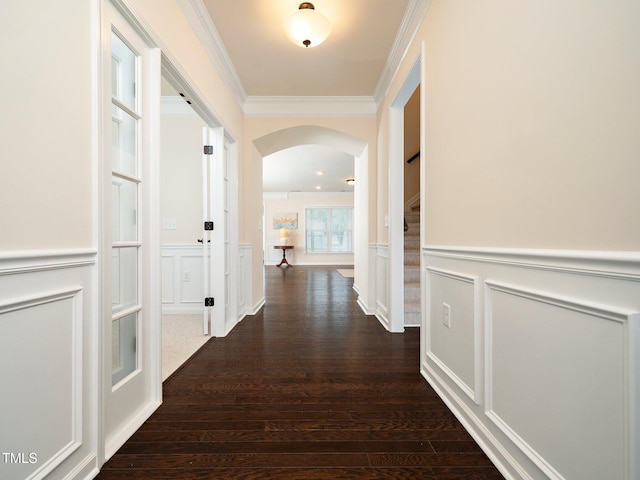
[176,0,246,105]
[373,0,432,105]
[424,246,640,281]
[0,249,97,275]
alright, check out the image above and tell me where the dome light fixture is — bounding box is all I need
[346,178,355,186]
[283,2,331,48]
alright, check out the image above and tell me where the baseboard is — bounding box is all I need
[421,365,520,480]
[105,400,162,461]
[249,297,265,315]
[375,311,390,331]
[356,296,373,315]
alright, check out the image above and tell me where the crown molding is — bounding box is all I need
[177,0,430,114]
[244,96,377,117]
[374,0,432,105]
[177,0,246,106]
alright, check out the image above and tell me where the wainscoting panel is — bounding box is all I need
[422,247,640,480]
[238,244,253,318]
[374,245,389,330]
[162,244,255,321]
[425,267,479,404]
[161,245,203,314]
[485,281,628,480]
[180,254,204,303]
[0,250,97,480]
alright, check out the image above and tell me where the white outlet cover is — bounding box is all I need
[162,219,177,230]
[443,302,451,328]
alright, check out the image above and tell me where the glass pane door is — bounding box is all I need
[110,30,141,386]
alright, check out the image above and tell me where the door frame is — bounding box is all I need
[388,48,424,333]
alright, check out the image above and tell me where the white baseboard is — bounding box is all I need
[249,297,265,315]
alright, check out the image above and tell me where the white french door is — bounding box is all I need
[102,2,161,460]
[201,127,228,337]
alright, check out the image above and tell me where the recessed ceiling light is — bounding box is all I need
[316,171,324,176]
[316,186,322,190]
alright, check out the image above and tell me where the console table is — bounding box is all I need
[274,245,294,267]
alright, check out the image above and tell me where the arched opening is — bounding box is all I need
[253,125,371,311]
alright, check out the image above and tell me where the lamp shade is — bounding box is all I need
[283,3,331,48]
[279,228,289,238]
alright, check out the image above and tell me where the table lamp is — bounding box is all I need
[279,228,290,245]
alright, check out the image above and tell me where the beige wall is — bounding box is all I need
[0,0,95,250]
[379,0,640,251]
[264,192,355,265]
[161,114,206,244]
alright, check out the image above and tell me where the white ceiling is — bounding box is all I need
[199,0,411,97]
[172,0,426,192]
[263,145,354,193]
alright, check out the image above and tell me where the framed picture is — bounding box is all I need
[273,212,298,229]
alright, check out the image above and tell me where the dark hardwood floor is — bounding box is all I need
[97,266,504,479]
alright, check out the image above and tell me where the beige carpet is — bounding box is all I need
[337,269,354,277]
[162,314,210,381]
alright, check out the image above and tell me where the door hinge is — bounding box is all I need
[204,145,213,155]
[204,297,215,307]
[204,221,214,231]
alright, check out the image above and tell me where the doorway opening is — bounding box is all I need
[389,55,422,333]
[159,74,210,381]
[253,126,372,312]
[403,85,421,327]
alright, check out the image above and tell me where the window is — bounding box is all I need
[305,207,353,253]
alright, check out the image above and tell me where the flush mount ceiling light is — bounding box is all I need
[283,2,331,48]
[346,178,355,186]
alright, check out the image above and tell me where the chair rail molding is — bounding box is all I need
[0,248,97,275]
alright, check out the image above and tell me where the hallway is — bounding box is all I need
[97,266,504,479]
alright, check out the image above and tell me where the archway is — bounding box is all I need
[253,125,371,312]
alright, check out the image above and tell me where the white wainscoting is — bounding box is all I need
[0,250,98,480]
[374,244,389,330]
[238,244,253,318]
[422,247,640,480]
[355,244,378,315]
[161,244,204,314]
[162,244,254,322]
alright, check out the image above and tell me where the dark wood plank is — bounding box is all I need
[96,266,503,479]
